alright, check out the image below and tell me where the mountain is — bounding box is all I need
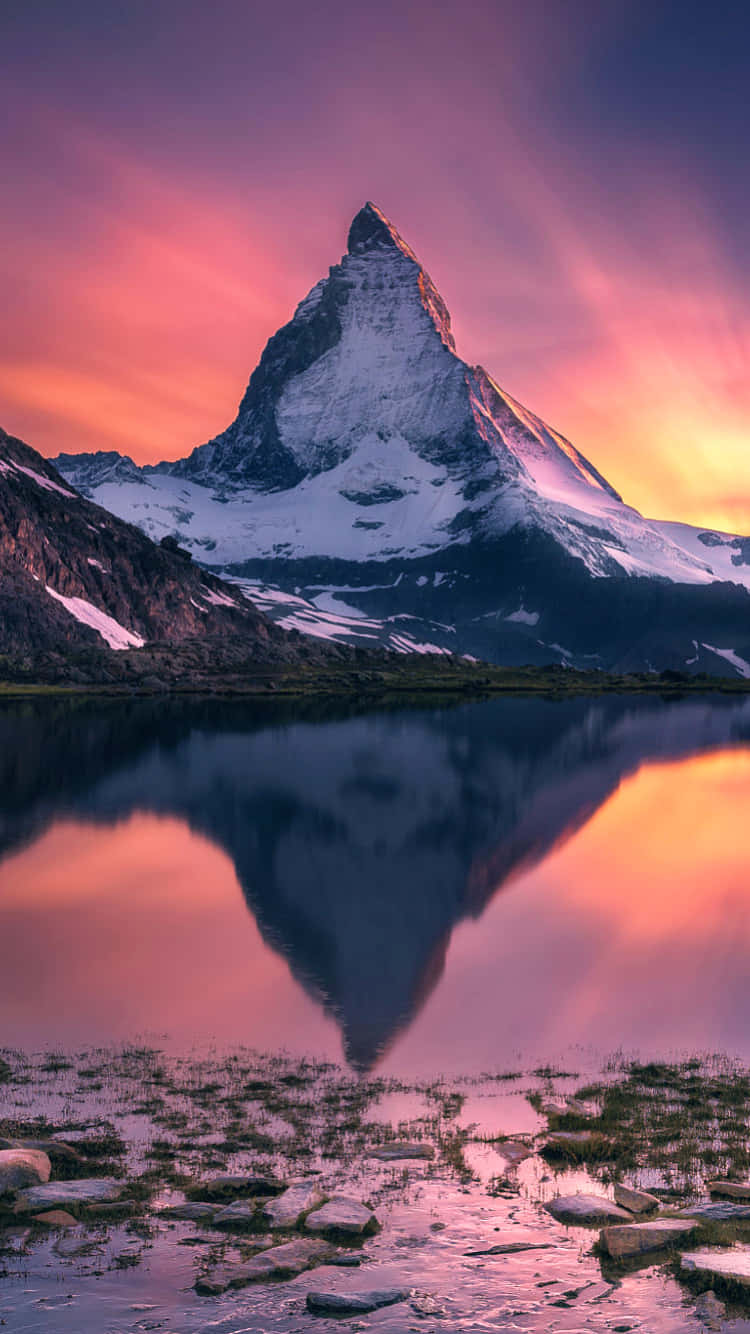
[54,202,750,674]
[0,426,347,682]
[2,693,750,1068]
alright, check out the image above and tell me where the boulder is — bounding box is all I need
[0,1148,51,1191]
[682,1246,750,1289]
[191,1172,283,1200]
[32,1210,78,1227]
[212,1201,260,1229]
[19,1139,82,1167]
[305,1196,377,1236]
[706,1179,750,1201]
[546,1194,631,1225]
[195,1237,334,1293]
[14,1178,124,1211]
[613,1184,660,1214]
[263,1180,325,1228]
[369,1142,434,1161]
[679,1202,750,1222]
[496,1140,533,1166]
[306,1288,408,1314]
[159,1201,218,1222]
[599,1219,697,1259]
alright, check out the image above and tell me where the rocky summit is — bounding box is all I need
[53,202,750,674]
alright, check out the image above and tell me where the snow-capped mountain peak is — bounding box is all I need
[51,202,750,675]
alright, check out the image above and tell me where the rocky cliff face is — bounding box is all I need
[0,427,341,679]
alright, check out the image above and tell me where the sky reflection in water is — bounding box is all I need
[1,695,749,1074]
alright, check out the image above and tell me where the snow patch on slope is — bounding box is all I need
[45,586,145,650]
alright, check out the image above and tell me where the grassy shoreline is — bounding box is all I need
[1,659,750,700]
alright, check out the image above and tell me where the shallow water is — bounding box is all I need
[2,693,750,1072]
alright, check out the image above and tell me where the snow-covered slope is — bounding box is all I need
[53,202,750,673]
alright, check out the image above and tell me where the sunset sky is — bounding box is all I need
[2,0,749,530]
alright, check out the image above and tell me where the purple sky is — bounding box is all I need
[2,0,750,528]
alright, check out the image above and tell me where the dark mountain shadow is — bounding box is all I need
[1,694,749,1069]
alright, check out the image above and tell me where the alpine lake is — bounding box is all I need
[3,690,750,1333]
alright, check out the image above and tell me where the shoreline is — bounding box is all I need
[2,661,750,701]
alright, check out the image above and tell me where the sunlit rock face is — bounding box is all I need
[54,203,750,674]
[2,695,750,1069]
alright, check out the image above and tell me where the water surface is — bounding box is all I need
[2,693,750,1072]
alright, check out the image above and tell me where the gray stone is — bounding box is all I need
[599,1219,697,1259]
[545,1194,631,1225]
[14,1178,124,1211]
[193,1172,283,1200]
[0,1148,51,1191]
[305,1196,377,1236]
[263,1180,325,1228]
[195,1237,334,1293]
[306,1288,409,1315]
[160,1201,218,1222]
[679,1202,750,1222]
[706,1179,750,1201]
[694,1289,726,1330]
[613,1184,661,1214]
[32,1210,78,1227]
[496,1140,533,1166]
[212,1201,260,1229]
[369,1141,434,1161]
[53,1233,102,1258]
[682,1246,750,1289]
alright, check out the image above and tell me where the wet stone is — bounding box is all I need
[306,1287,409,1314]
[54,1233,102,1259]
[263,1180,325,1228]
[159,1201,218,1222]
[14,1177,124,1211]
[706,1179,750,1200]
[679,1201,750,1221]
[305,1196,377,1236]
[682,1246,750,1289]
[599,1219,697,1259]
[369,1141,434,1161]
[613,1183,660,1214]
[196,1237,334,1293]
[0,1148,51,1191]
[495,1140,533,1166]
[212,1200,260,1229]
[32,1210,78,1227]
[545,1194,631,1225]
[192,1172,283,1200]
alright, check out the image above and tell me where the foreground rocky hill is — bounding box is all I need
[0,427,349,683]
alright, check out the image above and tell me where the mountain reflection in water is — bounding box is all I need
[2,694,750,1071]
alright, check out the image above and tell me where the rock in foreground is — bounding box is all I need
[305,1196,377,1236]
[706,1179,750,1201]
[263,1180,325,1228]
[196,1238,334,1294]
[306,1288,409,1314]
[679,1202,750,1222]
[14,1178,124,1211]
[546,1194,631,1225]
[0,1148,51,1190]
[369,1142,434,1161]
[599,1219,697,1259]
[682,1247,750,1289]
[613,1184,660,1214]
